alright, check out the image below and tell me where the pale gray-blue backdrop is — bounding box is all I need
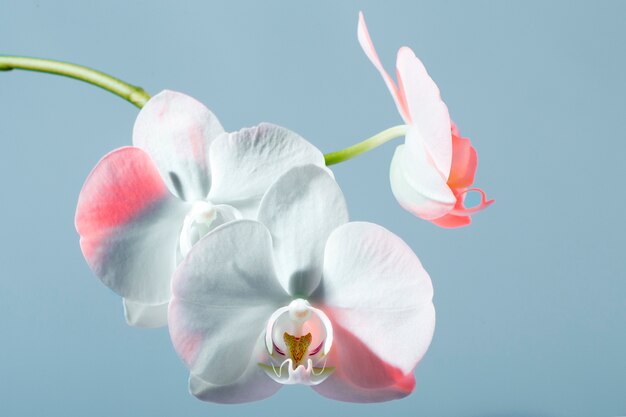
[1,1,624,416]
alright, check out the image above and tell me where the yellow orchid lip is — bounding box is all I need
[283,332,312,368]
[261,299,335,385]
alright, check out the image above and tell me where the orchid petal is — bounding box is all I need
[75,147,189,304]
[189,336,282,404]
[169,220,289,385]
[312,341,415,403]
[448,132,477,190]
[123,299,169,328]
[396,47,452,179]
[312,319,420,391]
[321,222,435,381]
[390,131,455,220]
[207,123,326,207]
[430,213,471,228]
[357,12,410,122]
[257,165,348,296]
[133,90,225,201]
[313,375,415,403]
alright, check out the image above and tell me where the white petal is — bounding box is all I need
[189,336,281,404]
[390,128,455,220]
[207,123,326,204]
[257,165,348,296]
[357,12,411,122]
[396,47,452,179]
[133,90,225,201]
[321,222,435,377]
[75,147,190,304]
[123,299,168,328]
[169,220,289,385]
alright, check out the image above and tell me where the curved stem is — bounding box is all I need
[0,56,150,108]
[324,125,407,165]
[1,55,406,164]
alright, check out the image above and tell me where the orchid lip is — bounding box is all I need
[265,299,333,358]
[449,188,494,216]
[261,299,334,385]
[258,359,335,386]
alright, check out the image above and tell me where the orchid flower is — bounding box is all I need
[358,12,493,228]
[169,164,435,403]
[75,90,327,328]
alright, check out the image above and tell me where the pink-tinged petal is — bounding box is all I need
[448,131,477,190]
[357,12,410,122]
[123,299,169,328]
[390,128,456,220]
[430,213,471,228]
[321,222,435,382]
[314,372,415,403]
[169,220,289,385]
[207,123,326,206]
[396,47,452,179]
[188,336,281,404]
[75,147,189,304]
[133,90,225,201]
[257,165,348,297]
[312,322,416,403]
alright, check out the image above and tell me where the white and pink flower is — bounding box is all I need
[169,165,435,403]
[75,91,328,327]
[358,12,493,227]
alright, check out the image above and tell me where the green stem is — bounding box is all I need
[0,56,150,108]
[324,125,407,165]
[0,55,407,163]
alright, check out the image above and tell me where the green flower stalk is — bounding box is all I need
[0,55,406,164]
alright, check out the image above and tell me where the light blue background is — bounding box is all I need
[1,1,624,416]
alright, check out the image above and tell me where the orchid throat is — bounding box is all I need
[179,200,242,257]
[260,299,335,385]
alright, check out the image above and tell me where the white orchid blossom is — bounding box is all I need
[75,90,327,328]
[169,164,435,403]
